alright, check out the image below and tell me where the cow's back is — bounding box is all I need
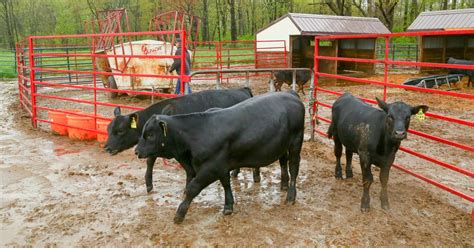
[212,92,304,167]
[332,93,384,152]
[146,88,252,116]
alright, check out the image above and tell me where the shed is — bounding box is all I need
[256,13,390,74]
[407,9,474,71]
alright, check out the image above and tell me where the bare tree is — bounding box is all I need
[201,0,209,41]
[353,0,369,16]
[377,0,398,31]
[227,0,237,41]
[0,0,19,49]
[325,0,352,16]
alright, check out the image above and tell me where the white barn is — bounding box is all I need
[256,13,390,74]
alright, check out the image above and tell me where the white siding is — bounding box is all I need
[256,17,300,51]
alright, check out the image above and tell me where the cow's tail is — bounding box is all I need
[327,122,335,139]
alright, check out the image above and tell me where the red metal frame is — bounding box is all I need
[149,11,200,53]
[191,39,288,81]
[311,30,474,216]
[84,9,133,73]
[22,30,187,135]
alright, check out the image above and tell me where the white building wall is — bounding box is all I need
[256,17,300,52]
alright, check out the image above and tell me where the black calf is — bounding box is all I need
[328,93,428,212]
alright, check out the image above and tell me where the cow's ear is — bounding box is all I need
[158,120,168,137]
[114,107,121,117]
[411,105,429,115]
[376,97,389,113]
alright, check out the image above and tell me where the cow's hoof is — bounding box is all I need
[146,185,153,193]
[335,170,343,179]
[346,171,353,179]
[286,187,296,204]
[381,203,390,211]
[223,206,233,215]
[360,207,370,212]
[286,198,296,205]
[173,215,184,224]
[253,175,261,183]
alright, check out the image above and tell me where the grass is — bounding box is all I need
[0,49,17,78]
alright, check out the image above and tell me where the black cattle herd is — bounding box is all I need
[105,86,428,224]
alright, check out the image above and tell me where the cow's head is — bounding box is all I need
[104,107,141,155]
[135,115,171,159]
[376,97,429,141]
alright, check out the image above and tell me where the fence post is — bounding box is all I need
[28,37,37,128]
[13,48,17,76]
[311,37,320,142]
[391,43,395,69]
[180,30,186,95]
[15,44,22,106]
[292,69,296,91]
[66,47,72,84]
[253,40,257,69]
[384,36,390,101]
[89,33,98,129]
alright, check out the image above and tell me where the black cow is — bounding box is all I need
[104,88,254,192]
[204,107,261,182]
[328,93,428,212]
[271,70,311,95]
[447,57,474,87]
[135,91,305,224]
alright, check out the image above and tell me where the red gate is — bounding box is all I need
[311,30,474,219]
[20,30,188,137]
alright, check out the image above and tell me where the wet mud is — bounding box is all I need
[0,79,473,247]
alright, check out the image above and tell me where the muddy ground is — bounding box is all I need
[0,77,473,247]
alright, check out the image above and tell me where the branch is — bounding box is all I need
[352,0,368,16]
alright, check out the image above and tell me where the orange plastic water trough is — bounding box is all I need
[48,109,82,136]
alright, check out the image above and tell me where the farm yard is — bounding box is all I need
[1,1,474,247]
[1,72,473,246]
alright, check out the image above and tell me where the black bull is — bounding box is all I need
[135,91,305,223]
[104,88,254,192]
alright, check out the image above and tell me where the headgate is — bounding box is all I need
[310,29,474,218]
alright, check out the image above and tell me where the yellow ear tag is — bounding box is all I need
[131,117,137,129]
[415,109,425,122]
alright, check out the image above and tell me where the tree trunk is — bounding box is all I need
[215,0,222,42]
[368,0,375,16]
[410,0,418,24]
[202,0,209,41]
[251,0,256,34]
[451,0,457,9]
[443,0,448,10]
[403,0,409,29]
[228,0,237,41]
[220,0,227,37]
[1,0,16,49]
[237,0,243,35]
